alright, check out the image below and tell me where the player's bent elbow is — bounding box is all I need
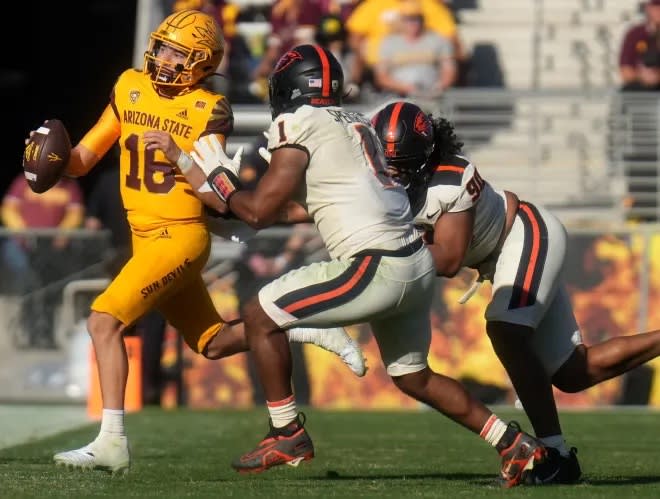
[241,213,273,230]
[435,260,462,278]
[428,247,463,277]
[440,267,460,278]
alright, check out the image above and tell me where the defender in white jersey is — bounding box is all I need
[190,44,548,486]
[373,101,660,485]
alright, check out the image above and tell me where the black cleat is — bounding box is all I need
[526,446,582,485]
[497,421,548,488]
[231,413,314,473]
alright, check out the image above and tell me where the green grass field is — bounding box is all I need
[1,407,659,498]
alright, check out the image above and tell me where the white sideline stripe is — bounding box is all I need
[0,405,88,450]
[36,126,51,135]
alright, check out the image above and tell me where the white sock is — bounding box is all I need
[99,409,125,438]
[267,395,298,428]
[286,327,353,354]
[480,415,508,447]
[286,328,316,344]
[540,434,570,457]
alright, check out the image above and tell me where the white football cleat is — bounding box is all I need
[287,326,367,377]
[338,336,368,377]
[54,435,130,474]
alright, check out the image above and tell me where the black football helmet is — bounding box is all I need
[268,44,344,118]
[371,101,435,177]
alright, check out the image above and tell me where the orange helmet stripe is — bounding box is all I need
[386,101,404,156]
[312,44,331,97]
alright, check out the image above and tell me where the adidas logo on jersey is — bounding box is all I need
[176,109,189,120]
[158,227,171,239]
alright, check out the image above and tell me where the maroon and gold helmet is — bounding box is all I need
[144,9,224,89]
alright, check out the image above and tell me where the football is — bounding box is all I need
[22,119,72,193]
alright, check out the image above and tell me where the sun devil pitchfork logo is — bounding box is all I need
[47,152,63,163]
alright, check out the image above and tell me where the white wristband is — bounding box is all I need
[176,150,194,173]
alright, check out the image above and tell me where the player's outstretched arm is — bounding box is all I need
[193,136,307,229]
[67,104,122,177]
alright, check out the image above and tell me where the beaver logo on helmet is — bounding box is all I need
[268,44,344,118]
[414,111,432,138]
[274,50,304,73]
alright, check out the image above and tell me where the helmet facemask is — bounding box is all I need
[385,153,431,191]
[268,72,290,118]
[145,39,189,86]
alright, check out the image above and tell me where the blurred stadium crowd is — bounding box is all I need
[164,0,467,106]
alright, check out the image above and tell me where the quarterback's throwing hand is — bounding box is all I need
[192,135,243,204]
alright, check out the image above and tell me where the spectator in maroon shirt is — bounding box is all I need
[1,173,84,250]
[318,0,360,22]
[619,0,660,87]
[251,0,324,88]
[0,173,83,346]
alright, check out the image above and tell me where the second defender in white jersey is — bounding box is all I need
[190,44,547,485]
[373,100,660,485]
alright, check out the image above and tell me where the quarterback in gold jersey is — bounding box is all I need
[68,33,234,352]
[43,10,364,474]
